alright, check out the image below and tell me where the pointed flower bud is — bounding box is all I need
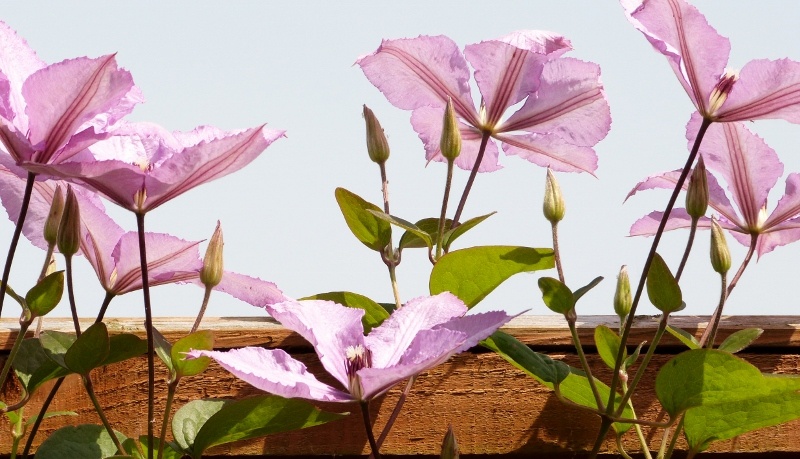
[543,168,565,224]
[57,186,81,257]
[686,156,708,220]
[363,105,390,164]
[440,425,460,459]
[614,265,632,320]
[440,98,462,162]
[44,185,65,246]
[710,217,731,274]
[200,221,224,288]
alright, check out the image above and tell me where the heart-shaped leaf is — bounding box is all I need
[718,328,763,354]
[399,218,446,250]
[538,277,574,314]
[368,210,432,249]
[13,338,71,393]
[64,323,110,376]
[430,246,554,308]
[334,187,391,252]
[40,331,76,370]
[594,325,625,370]
[105,333,147,367]
[35,424,126,459]
[665,325,700,350]
[646,253,683,313]
[172,330,215,378]
[25,271,64,318]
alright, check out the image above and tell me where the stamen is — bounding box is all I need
[344,344,372,399]
[708,69,739,117]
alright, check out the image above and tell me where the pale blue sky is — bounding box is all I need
[2,2,800,319]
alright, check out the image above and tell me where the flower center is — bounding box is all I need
[708,69,739,117]
[344,344,372,399]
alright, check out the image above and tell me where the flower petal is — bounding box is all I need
[0,21,45,132]
[717,58,800,124]
[629,209,697,236]
[692,116,782,229]
[411,106,501,172]
[110,232,201,295]
[213,271,287,307]
[357,36,479,127]
[188,348,352,402]
[266,299,365,390]
[760,215,800,257]
[503,58,610,147]
[365,292,466,369]
[498,132,598,174]
[624,0,730,114]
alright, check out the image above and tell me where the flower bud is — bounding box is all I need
[44,185,64,246]
[363,105,390,164]
[710,217,731,274]
[440,425,459,459]
[440,98,461,162]
[614,265,632,320]
[543,168,565,224]
[686,155,708,220]
[200,221,224,288]
[56,186,81,257]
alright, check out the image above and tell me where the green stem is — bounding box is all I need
[64,256,81,336]
[450,131,491,229]
[567,318,604,411]
[614,314,669,416]
[375,376,415,452]
[38,244,55,283]
[359,401,381,459]
[674,218,698,282]
[589,417,613,458]
[0,320,29,390]
[157,378,179,459]
[606,118,711,416]
[664,416,686,459]
[84,376,125,455]
[136,212,156,459]
[22,377,64,458]
[191,286,213,333]
[552,222,565,283]
[435,160,455,260]
[0,172,36,319]
[378,162,402,310]
[621,379,653,459]
[94,292,117,323]
[10,406,23,459]
[616,434,634,459]
[704,273,727,349]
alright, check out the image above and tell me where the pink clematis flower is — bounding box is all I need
[0,21,142,166]
[357,31,610,174]
[623,0,800,123]
[23,121,284,214]
[628,115,800,257]
[189,293,515,402]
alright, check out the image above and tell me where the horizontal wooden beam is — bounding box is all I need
[1,315,799,457]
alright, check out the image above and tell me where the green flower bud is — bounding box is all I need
[686,155,708,219]
[614,265,632,320]
[56,186,81,257]
[710,217,731,274]
[440,98,461,162]
[440,425,459,459]
[363,105,390,164]
[44,185,65,246]
[543,168,565,224]
[200,221,224,288]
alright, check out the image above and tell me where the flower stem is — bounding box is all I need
[567,317,604,410]
[589,418,613,458]
[702,273,728,349]
[64,256,81,336]
[359,401,381,459]
[38,245,55,282]
[663,415,685,459]
[622,379,653,459]
[0,321,30,391]
[605,118,712,417]
[191,286,213,333]
[552,222,565,283]
[614,314,669,417]
[378,162,402,309]
[374,376,415,453]
[136,212,156,459]
[21,377,64,458]
[451,131,491,229]
[157,379,179,459]
[95,292,117,323]
[674,218,699,282]
[0,172,36,319]
[84,376,125,455]
[435,160,455,260]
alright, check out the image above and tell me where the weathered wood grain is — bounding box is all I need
[1,316,799,457]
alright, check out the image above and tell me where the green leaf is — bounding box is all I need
[13,338,70,393]
[537,277,574,314]
[665,325,701,350]
[35,424,126,459]
[25,410,77,427]
[718,328,763,354]
[334,187,391,252]
[442,212,495,251]
[172,330,215,378]
[430,246,554,308]
[483,330,632,433]
[39,330,77,370]
[398,218,447,250]
[64,323,110,376]
[0,280,25,308]
[123,436,182,459]
[482,331,569,385]
[573,276,604,303]
[624,342,645,370]
[301,291,389,332]
[153,327,174,374]
[656,349,800,451]
[174,396,347,459]
[646,253,683,313]
[25,271,64,318]
[594,325,625,370]
[104,334,147,367]
[368,209,432,249]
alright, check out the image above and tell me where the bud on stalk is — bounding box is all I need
[56,186,81,257]
[440,425,459,459]
[440,99,462,162]
[200,221,224,288]
[710,217,731,274]
[543,169,565,224]
[363,105,390,164]
[44,185,64,246]
[686,155,708,220]
[614,265,632,320]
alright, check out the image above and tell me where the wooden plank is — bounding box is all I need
[2,316,800,456]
